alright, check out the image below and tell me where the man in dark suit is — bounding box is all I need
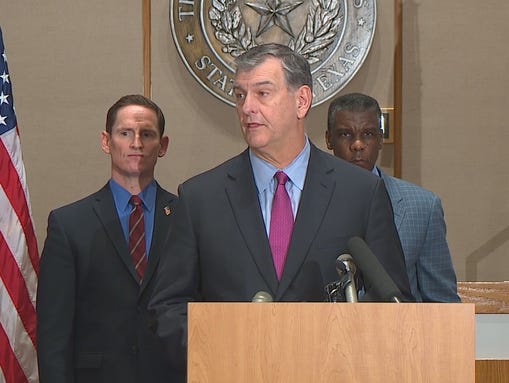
[37,95,184,382]
[149,44,413,367]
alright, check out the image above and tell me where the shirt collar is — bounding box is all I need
[250,136,310,194]
[109,178,157,212]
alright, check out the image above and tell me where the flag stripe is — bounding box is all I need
[1,131,39,275]
[0,278,37,382]
[0,230,37,345]
[0,303,30,383]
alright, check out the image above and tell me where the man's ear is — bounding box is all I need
[100,131,111,154]
[296,85,312,119]
[158,135,169,157]
[325,130,333,150]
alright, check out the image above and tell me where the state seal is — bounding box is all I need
[170,0,376,107]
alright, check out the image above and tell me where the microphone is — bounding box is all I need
[335,254,358,302]
[347,237,402,302]
[251,291,273,302]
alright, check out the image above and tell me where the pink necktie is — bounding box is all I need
[269,171,294,280]
[129,195,147,282]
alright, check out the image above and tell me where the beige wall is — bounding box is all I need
[1,1,508,281]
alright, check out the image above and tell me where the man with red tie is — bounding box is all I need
[37,95,183,382]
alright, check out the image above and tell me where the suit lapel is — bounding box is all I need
[276,146,336,299]
[92,185,139,282]
[141,186,176,293]
[225,151,280,295]
[381,171,404,230]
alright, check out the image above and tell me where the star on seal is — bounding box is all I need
[246,0,303,38]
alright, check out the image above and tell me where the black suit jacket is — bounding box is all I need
[37,183,184,383]
[149,144,413,367]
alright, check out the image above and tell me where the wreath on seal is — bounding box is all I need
[209,0,342,63]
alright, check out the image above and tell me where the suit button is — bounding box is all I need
[131,345,138,355]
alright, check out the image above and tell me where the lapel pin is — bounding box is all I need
[164,206,171,216]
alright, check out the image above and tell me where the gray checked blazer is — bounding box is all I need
[380,169,460,302]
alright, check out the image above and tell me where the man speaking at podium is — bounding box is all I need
[149,44,413,368]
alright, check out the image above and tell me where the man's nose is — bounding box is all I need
[131,134,143,147]
[242,93,257,114]
[351,137,366,151]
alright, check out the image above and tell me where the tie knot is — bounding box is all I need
[130,195,142,207]
[274,171,289,186]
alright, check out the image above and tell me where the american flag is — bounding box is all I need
[0,27,39,382]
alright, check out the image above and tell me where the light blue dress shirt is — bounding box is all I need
[250,137,311,234]
[109,179,156,257]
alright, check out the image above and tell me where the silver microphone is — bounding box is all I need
[251,291,273,302]
[336,254,358,302]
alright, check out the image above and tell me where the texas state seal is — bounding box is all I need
[170,0,376,107]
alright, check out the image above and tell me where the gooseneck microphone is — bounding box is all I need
[335,254,358,302]
[347,237,402,302]
[251,291,274,302]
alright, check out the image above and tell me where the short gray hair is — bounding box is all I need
[234,43,313,94]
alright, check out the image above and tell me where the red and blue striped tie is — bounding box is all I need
[129,195,147,282]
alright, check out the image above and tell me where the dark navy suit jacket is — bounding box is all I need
[37,183,184,383]
[149,144,413,369]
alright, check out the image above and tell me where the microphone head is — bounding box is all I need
[252,291,273,302]
[336,253,357,275]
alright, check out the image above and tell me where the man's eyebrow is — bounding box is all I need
[233,80,274,90]
[252,80,274,87]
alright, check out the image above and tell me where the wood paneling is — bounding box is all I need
[476,360,509,383]
[458,282,509,382]
[458,281,509,314]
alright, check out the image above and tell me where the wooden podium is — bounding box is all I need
[188,303,475,383]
